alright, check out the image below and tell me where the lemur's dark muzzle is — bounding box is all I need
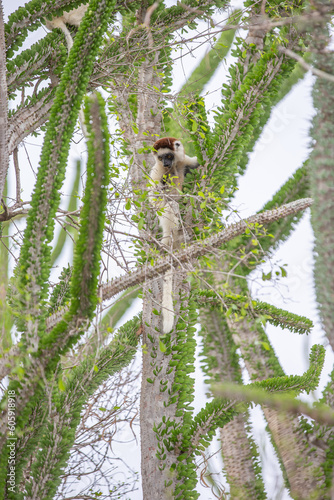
[161,153,174,168]
[163,158,173,168]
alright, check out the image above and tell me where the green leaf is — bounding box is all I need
[131,123,139,134]
[280,265,287,277]
[260,341,270,351]
[125,199,131,210]
[262,271,272,281]
[159,340,167,352]
[58,379,66,392]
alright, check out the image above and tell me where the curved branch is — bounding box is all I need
[43,198,313,335]
[102,198,313,301]
[8,88,55,154]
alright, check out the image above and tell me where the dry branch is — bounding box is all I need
[102,198,312,300]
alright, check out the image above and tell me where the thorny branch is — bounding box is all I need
[43,198,313,334]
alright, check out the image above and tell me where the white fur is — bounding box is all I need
[148,139,199,333]
[160,200,180,246]
[148,173,180,246]
[162,269,174,333]
[149,142,198,247]
[45,5,88,52]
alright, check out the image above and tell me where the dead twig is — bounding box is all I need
[279,46,334,83]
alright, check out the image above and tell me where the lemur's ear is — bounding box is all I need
[174,141,181,148]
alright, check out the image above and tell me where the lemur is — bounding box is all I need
[148,137,199,333]
[149,137,199,246]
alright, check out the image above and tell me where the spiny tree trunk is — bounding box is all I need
[309,0,334,350]
[0,0,8,201]
[200,310,266,498]
[196,4,328,496]
[230,317,326,498]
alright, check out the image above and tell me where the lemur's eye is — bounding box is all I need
[158,156,162,161]
[167,154,173,160]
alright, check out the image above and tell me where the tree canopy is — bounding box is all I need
[1,0,334,499]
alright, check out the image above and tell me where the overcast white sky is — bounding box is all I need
[3,1,334,498]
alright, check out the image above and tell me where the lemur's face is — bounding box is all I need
[154,140,185,169]
[157,149,175,169]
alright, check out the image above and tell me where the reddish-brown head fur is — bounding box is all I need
[153,137,178,151]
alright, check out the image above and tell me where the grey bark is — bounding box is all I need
[0,0,8,200]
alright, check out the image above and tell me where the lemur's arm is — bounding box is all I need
[184,155,200,177]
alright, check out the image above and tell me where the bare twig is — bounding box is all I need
[12,147,21,204]
[143,1,159,27]
[0,206,29,222]
[261,0,267,16]
[279,47,334,83]
[179,2,205,17]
